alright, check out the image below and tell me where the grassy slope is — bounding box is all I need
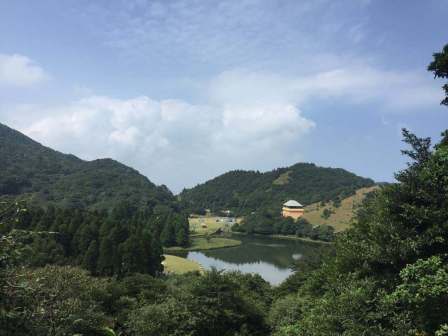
[163,254,202,274]
[302,186,379,232]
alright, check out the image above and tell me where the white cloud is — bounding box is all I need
[0,54,49,87]
[19,93,314,192]
[210,66,441,111]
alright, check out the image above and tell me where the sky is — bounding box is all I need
[0,0,447,193]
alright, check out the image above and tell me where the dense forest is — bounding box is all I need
[0,122,190,271]
[180,163,375,216]
[1,44,447,336]
[0,200,189,276]
[0,123,173,210]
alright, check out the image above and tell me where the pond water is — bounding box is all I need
[177,235,330,285]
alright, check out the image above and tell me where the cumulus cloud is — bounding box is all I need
[20,94,314,191]
[0,54,49,86]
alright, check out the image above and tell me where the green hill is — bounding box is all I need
[179,163,375,215]
[0,123,174,210]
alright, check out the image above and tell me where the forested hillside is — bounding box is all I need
[0,123,190,274]
[0,123,174,210]
[180,163,375,215]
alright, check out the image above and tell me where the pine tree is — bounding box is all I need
[160,220,175,247]
[119,234,145,275]
[97,237,114,276]
[82,240,98,274]
[175,225,188,247]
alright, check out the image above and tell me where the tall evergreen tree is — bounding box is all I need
[82,240,99,275]
[97,237,114,276]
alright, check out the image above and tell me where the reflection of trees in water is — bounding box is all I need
[202,236,331,269]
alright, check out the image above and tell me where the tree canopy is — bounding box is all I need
[428,43,448,106]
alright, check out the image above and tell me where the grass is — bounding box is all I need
[165,236,242,252]
[272,170,292,185]
[162,254,203,274]
[302,186,379,232]
[189,216,240,236]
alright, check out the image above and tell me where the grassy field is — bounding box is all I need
[165,236,242,252]
[302,186,379,232]
[189,216,241,236]
[162,254,203,274]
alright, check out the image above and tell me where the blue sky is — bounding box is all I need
[0,0,447,192]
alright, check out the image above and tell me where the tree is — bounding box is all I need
[82,240,99,274]
[119,234,146,275]
[97,237,115,276]
[385,256,448,333]
[428,44,448,105]
[175,224,188,247]
[160,220,175,247]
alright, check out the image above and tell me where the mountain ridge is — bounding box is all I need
[180,162,375,215]
[0,122,174,210]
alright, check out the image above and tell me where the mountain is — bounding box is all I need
[0,123,173,210]
[179,163,375,215]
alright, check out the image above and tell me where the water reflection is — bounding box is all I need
[180,235,329,285]
[188,252,294,285]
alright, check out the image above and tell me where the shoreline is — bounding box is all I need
[231,231,333,245]
[164,236,242,253]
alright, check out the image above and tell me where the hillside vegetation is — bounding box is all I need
[0,123,190,278]
[0,123,174,210]
[180,163,374,216]
[303,186,379,232]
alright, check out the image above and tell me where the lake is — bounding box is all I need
[177,235,330,285]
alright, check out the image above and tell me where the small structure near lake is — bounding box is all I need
[282,200,304,220]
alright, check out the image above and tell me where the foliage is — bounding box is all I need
[428,43,448,105]
[2,266,109,336]
[180,163,374,216]
[1,201,190,277]
[321,207,333,219]
[0,123,174,210]
[129,269,272,336]
[385,256,448,333]
[234,211,335,242]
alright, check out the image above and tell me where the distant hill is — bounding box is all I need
[0,123,174,210]
[303,186,379,232]
[179,163,375,215]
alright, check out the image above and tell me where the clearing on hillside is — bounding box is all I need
[303,186,379,232]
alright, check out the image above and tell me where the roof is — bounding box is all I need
[283,200,303,207]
